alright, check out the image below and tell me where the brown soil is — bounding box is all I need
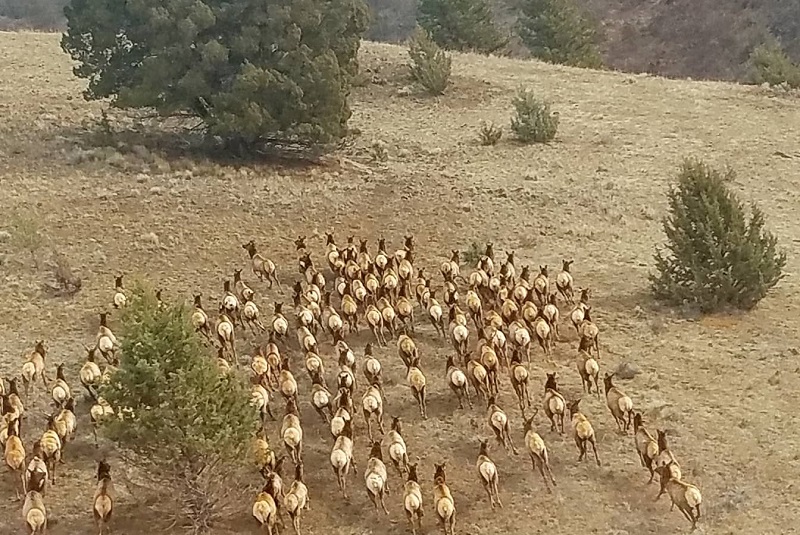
[1,31,799,535]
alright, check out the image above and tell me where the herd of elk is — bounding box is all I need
[1,234,702,534]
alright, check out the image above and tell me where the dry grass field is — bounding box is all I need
[1,31,800,535]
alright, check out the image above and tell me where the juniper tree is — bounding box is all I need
[651,159,786,313]
[516,0,602,68]
[510,87,559,143]
[408,27,452,95]
[747,41,800,88]
[417,0,507,54]
[61,0,369,152]
[99,282,257,533]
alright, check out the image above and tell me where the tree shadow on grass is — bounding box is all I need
[55,110,349,170]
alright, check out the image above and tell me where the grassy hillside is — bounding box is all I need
[1,31,799,535]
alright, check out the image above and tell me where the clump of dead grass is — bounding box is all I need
[370,139,389,162]
[462,241,483,265]
[478,121,503,145]
[8,209,44,268]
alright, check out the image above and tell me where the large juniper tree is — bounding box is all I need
[416,0,507,54]
[61,0,369,151]
[651,159,786,312]
[516,0,602,68]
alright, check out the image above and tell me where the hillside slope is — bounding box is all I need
[1,32,799,535]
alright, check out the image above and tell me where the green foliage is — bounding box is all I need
[516,0,602,68]
[61,0,369,150]
[478,121,503,145]
[416,0,507,54]
[510,88,559,143]
[101,281,257,466]
[747,41,800,88]
[408,27,452,95]
[651,159,786,313]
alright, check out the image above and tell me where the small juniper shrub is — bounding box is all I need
[747,41,800,89]
[408,26,452,96]
[510,88,559,143]
[651,158,786,313]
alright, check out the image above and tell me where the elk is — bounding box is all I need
[190,294,212,341]
[533,265,549,305]
[475,439,502,508]
[446,355,471,409]
[633,413,659,483]
[330,419,356,499]
[578,306,600,358]
[361,379,385,441]
[364,440,390,515]
[386,416,409,475]
[406,357,428,419]
[403,462,424,535]
[93,460,116,535]
[655,462,703,530]
[603,372,634,433]
[284,462,310,535]
[522,409,556,491]
[433,462,456,535]
[567,398,601,466]
[112,275,126,308]
[487,396,518,455]
[281,398,304,466]
[555,259,574,304]
[576,347,600,396]
[242,240,281,290]
[509,351,531,413]
[543,373,566,434]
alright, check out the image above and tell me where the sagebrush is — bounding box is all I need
[510,89,559,143]
[408,27,452,95]
[101,281,257,533]
[651,159,786,313]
